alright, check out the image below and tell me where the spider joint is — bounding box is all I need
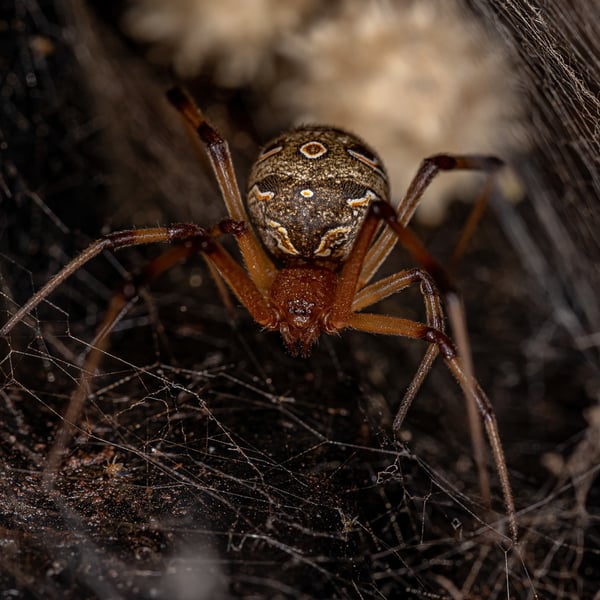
[423,327,456,359]
[121,280,138,301]
[217,219,247,237]
[429,154,458,170]
[167,223,206,242]
[370,200,396,222]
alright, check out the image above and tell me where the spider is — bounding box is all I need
[1,86,517,542]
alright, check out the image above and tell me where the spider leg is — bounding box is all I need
[448,177,495,272]
[369,200,494,514]
[42,277,139,484]
[359,154,503,289]
[23,231,208,483]
[11,221,276,481]
[1,221,274,339]
[352,268,444,434]
[1,226,188,338]
[345,312,518,543]
[359,157,501,445]
[166,86,276,293]
[331,202,504,530]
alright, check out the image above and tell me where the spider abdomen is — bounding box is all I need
[247,126,390,267]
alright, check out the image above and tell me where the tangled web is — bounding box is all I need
[1,1,599,598]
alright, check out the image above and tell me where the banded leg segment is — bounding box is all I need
[346,312,518,543]
[1,222,275,339]
[166,87,276,293]
[1,226,190,338]
[31,221,276,480]
[368,200,491,511]
[352,268,445,432]
[333,201,498,525]
[359,154,503,288]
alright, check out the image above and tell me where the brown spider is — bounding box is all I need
[1,86,517,542]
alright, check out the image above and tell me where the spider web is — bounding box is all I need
[1,1,599,598]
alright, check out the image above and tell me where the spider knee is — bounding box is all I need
[167,223,207,243]
[369,200,397,222]
[423,327,456,360]
[426,155,458,170]
[411,270,438,298]
[168,220,246,246]
[215,219,247,237]
[167,223,220,254]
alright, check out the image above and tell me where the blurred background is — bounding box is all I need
[1,1,598,598]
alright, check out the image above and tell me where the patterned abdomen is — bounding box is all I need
[247,126,390,268]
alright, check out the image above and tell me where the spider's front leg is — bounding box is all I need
[347,310,518,542]
[166,86,276,293]
[1,220,275,482]
[0,220,273,340]
[1,224,200,338]
[329,201,517,542]
[352,267,444,433]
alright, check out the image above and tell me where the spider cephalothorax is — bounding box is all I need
[268,265,337,356]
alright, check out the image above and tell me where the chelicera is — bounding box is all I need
[1,87,518,542]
